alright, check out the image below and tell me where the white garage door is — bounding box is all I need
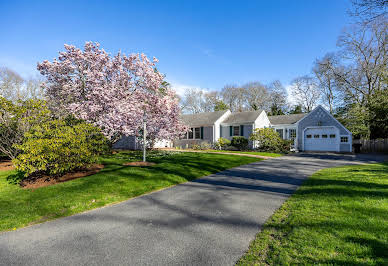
[304,127,338,151]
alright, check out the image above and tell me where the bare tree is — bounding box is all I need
[202,91,222,112]
[351,0,387,23]
[221,85,246,112]
[181,88,205,114]
[329,20,387,106]
[241,81,270,111]
[0,67,46,102]
[291,76,320,112]
[313,54,341,113]
[181,89,222,114]
[25,77,45,100]
[267,80,288,115]
[0,67,25,101]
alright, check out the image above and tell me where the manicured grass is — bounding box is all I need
[238,163,388,265]
[0,151,261,232]
[205,150,282,157]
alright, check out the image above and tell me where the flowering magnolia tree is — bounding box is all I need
[38,42,187,145]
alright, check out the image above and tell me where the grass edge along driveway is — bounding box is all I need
[172,149,282,158]
[238,162,388,265]
[0,151,262,233]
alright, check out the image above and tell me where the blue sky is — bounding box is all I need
[0,0,352,94]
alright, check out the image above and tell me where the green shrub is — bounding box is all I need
[214,137,231,150]
[250,128,290,153]
[191,143,201,150]
[280,139,293,152]
[231,136,249,150]
[13,119,108,177]
[192,142,211,150]
[0,97,51,159]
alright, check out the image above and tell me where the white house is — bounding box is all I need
[114,105,353,152]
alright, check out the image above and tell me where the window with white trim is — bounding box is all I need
[330,134,336,138]
[276,129,284,139]
[314,134,320,138]
[194,127,201,139]
[340,136,349,143]
[233,126,240,136]
[188,127,201,139]
[289,129,296,140]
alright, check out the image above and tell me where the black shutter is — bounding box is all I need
[230,126,233,136]
[240,125,244,136]
[200,127,204,139]
[220,125,222,137]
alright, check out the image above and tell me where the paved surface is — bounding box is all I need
[163,149,274,159]
[0,153,386,266]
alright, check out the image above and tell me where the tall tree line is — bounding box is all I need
[181,0,387,139]
[0,67,44,101]
[181,80,289,115]
[313,0,387,139]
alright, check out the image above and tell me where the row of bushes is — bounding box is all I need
[190,136,249,151]
[214,136,249,150]
[0,97,108,179]
[194,128,293,153]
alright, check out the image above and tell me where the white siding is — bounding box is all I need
[252,111,271,147]
[254,111,271,129]
[214,110,231,141]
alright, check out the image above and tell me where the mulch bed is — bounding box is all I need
[0,160,14,171]
[20,164,105,189]
[123,161,156,167]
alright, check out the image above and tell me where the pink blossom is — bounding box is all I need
[38,42,187,143]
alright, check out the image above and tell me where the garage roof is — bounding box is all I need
[268,113,307,125]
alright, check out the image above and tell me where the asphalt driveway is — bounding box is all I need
[0,153,386,266]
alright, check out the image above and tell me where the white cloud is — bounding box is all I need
[168,80,209,96]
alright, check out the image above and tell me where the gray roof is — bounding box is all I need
[268,113,307,125]
[181,110,229,127]
[221,110,263,124]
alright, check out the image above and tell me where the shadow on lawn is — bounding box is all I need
[7,153,385,233]
[297,180,388,199]
[311,237,388,265]
[295,153,388,163]
[346,236,388,260]
[23,152,257,197]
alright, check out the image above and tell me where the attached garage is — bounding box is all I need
[303,126,339,152]
[296,106,352,153]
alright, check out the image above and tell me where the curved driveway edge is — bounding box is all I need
[0,153,386,266]
[163,149,274,159]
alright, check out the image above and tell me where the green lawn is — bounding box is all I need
[0,151,261,232]
[238,162,388,265]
